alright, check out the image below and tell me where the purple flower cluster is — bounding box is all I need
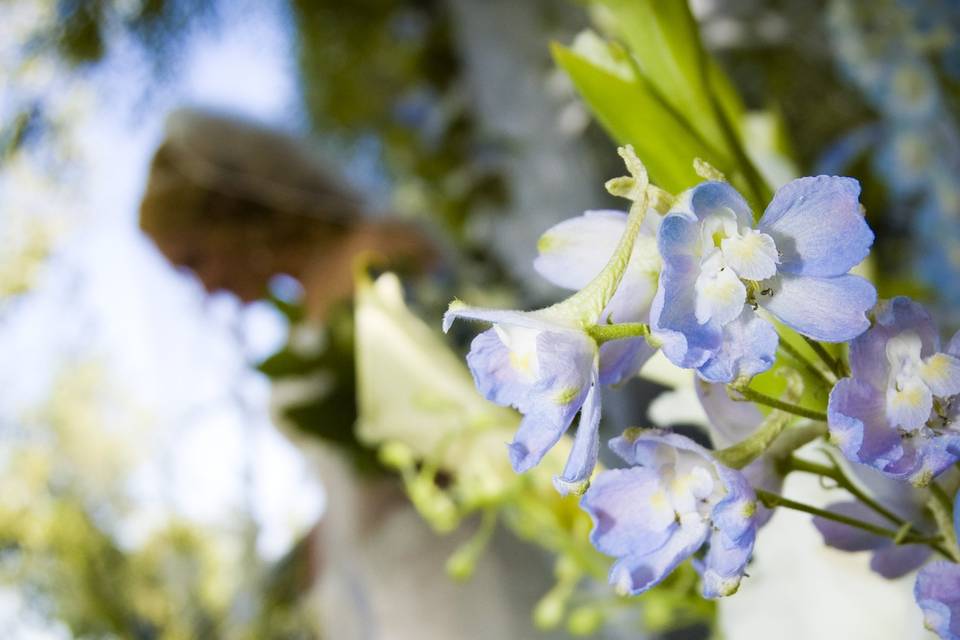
[443,161,960,622]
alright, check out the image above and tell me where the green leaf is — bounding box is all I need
[594,0,743,157]
[552,42,726,193]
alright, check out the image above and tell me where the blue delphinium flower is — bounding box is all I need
[443,307,602,495]
[916,562,960,640]
[813,500,931,579]
[828,296,960,485]
[914,489,960,639]
[651,177,876,383]
[443,146,656,495]
[534,207,663,385]
[581,428,757,598]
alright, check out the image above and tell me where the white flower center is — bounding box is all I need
[646,449,725,526]
[884,331,960,431]
[494,324,542,382]
[693,209,779,325]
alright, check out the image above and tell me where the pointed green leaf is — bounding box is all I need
[552,42,726,193]
[594,0,744,157]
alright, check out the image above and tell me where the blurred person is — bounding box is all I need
[139,108,565,639]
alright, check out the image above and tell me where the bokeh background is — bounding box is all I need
[3,0,960,638]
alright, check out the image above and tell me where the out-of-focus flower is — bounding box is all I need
[829,296,960,485]
[814,501,931,578]
[581,428,756,598]
[914,490,960,639]
[443,304,601,495]
[652,177,875,383]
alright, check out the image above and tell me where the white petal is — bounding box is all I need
[694,252,746,325]
[885,377,933,431]
[493,325,542,381]
[534,210,627,290]
[720,229,779,280]
[919,352,960,398]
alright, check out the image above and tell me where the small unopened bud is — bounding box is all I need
[567,606,605,636]
[693,158,726,182]
[379,441,415,470]
[534,590,567,630]
[605,145,649,205]
[446,544,478,581]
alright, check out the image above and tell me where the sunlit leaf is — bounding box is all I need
[552,42,726,193]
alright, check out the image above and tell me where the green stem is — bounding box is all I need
[927,491,960,562]
[585,322,650,345]
[777,339,833,388]
[931,481,954,515]
[802,337,847,379]
[549,148,649,324]
[714,409,792,470]
[755,489,947,551]
[731,385,828,423]
[786,456,908,528]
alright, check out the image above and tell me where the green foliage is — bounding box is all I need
[596,0,743,155]
[290,0,508,238]
[554,0,771,210]
[0,363,320,639]
[552,43,713,195]
[258,298,383,475]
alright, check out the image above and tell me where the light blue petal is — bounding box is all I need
[466,329,535,410]
[762,273,876,342]
[554,373,602,496]
[909,433,960,487]
[506,331,596,472]
[870,544,930,580]
[608,428,696,468]
[508,406,581,473]
[534,210,627,290]
[695,380,765,447]
[598,338,656,386]
[702,525,755,598]
[828,378,905,473]
[758,176,874,277]
[581,467,675,557]
[915,562,960,640]
[598,429,757,597]
[658,204,700,262]
[535,210,660,332]
[849,297,939,390]
[946,329,960,358]
[697,307,778,383]
[650,257,722,370]
[812,501,887,552]
[688,181,754,228]
[610,428,757,540]
[608,517,710,596]
[710,463,757,543]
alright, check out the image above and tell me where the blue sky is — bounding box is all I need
[0,2,326,632]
